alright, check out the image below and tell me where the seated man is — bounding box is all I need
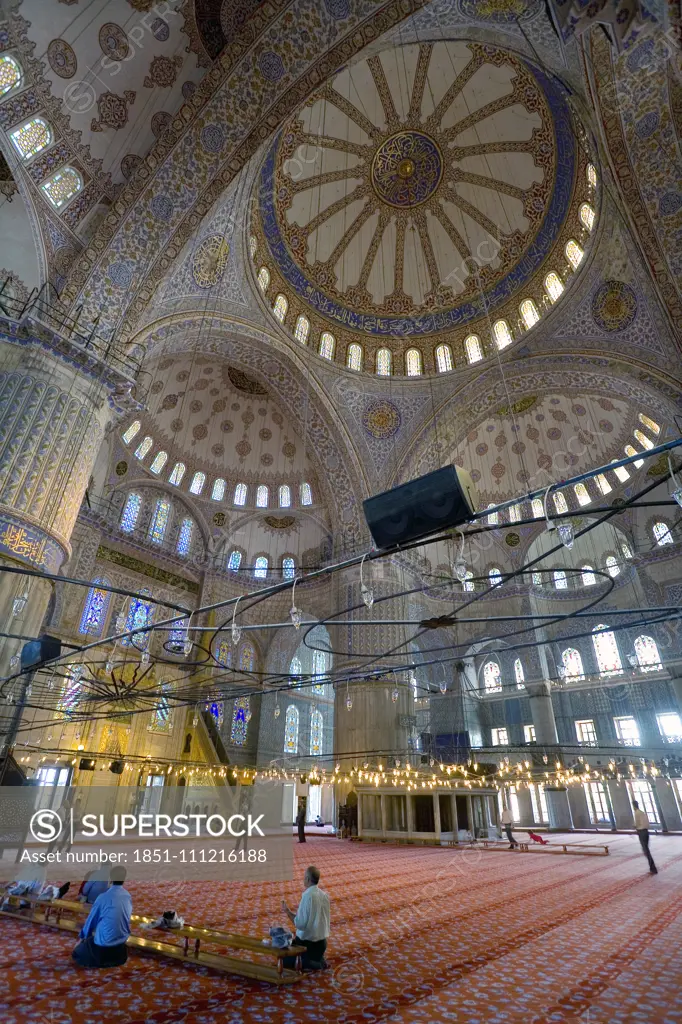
[72,866,131,968]
[281,865,330,970]
[78,867,109,905]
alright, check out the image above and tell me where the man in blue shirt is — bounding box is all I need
[72,866,132,968]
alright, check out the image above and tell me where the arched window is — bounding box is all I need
[294,315,309,344]
[120,492,142,533]
[300,482,312,506]
[189,472,205,495]
[284,705,299,754]
[10,117,52,160]
[227,549,242,571]
[319,332,335,360]
[595,473,611,495]
[234,482,247,506]
[579,203,595,231]
[553,491,568,514]
[483,660,502,693]
[256,484,269,508]
[514,658,525,689]
[462,570,474,592]
[486,504,499,526]
[574,482,590,506]
[257,267,270,292]
[0,55,22,96]
[290,656,302,683]
[376,348,392,376]
[532,571,543,587]
[79,577,111,636]
[653,521,673,546]
[634,635,661,672]
[149,499,171,544]
[508,504,520,523]
[531,497,544,518]
[605,555,620,578]
[592,625,622,675]
[134,436,153,460]
[611,459,630,483]
[638,413,660,436]
[282,556,295,580]
[151,685,172,732]
[176,517,193,557]
[279,484,291,507]
[565,240,584,270]
[581,565,596,586]
[625,444,644,469]
[59,664,83,715]
[231,697,250,746]
[562,648,584,680]
[310,708,323,756]
[406,348,422,376]
[436,344,453,372]
[211,478,226,501]
[121,591,153,650]
[217,639,232,668]
[312,649,327,694]
[493,320,512,349]
[122,420,141,444]
[633,429,654,451]
[464,334,483,363]
[239,642,255,672]
[150,451,167,475]
[621,540,633,559]
[587,163,598,188]
[347,343,363,371]
[42,167,83,210]
[544,272,564,302]
[489,567,502,587]
[169,462,185,486]
[273,294,288,322]
[554,569,568,590]
[249,235,257,258]
[520,299,540,329]
[254,555,268,579]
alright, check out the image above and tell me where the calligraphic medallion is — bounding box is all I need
[370,130,443,208]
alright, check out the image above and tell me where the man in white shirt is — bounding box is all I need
[500,806,518,849]
[282,865,330,970]
[632,800,657,874]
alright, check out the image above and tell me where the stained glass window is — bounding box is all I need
[227,549,242,571]
[231,697,250,745]
[638,413,660,435]
[483,660,502,692]
[151,685,172,732]
[554,569,568,589]
[0,55,22,96]
[169,462,185,485]
[150,451,167,475]
[605,555,620,578]
[122,420,141,444]
[574,482,590,506]
[653,521,673,546]
[465,334,483,363]
[212,478,226,501]
[462,570,474,592]
[347,343,362,371]
[312,649,326,694]
[625,444,644,469]
[587,163,597,187]
[634,635,661,672]
[290,656,302,683]
[310,708,323,756]
[121,592,153,650]
[532,571,543,586]
[189,472,205,495]
[319,332,335,360]
[376,348,392,375]
[621,540,633,559]
[120,492,142,533]
[562,647,584,680]
[148,499,170,544]
[486,504,499,526]
[611,459,630,483]
[544,272,564,302]
[282,557,295,580]
[217,639,232,667]
[249,235,257,257]
[436,344,453,372]
[79,577,111,636]
[592,625,622,675]
[508,504,520,523]
[279,484,291,508]
[294,315,309,344]
[176,517,193,556]
[595,473,612,495]
[10,117,52,160]
[273,294,288,322]
[234,482,247,505]
[42,167,83,210]
[493,320,512,350]
[520,299,540,329]
[284,705,299,754]
[565,239,584,270]
[239,642,255,671]
[553,491,568,514]
[258,267,270,292]
[59,664,83,715]
[514,658,524,689]
[300,482,312,506]
[256,485,268,508]
[579,203,595,231]
[581,565,596,586]
[633,429,654,451]
[168,618,189,654]
[254,556,268,579]
[489,567,502,587]
[406,348,422,376]
[135,436,153,460]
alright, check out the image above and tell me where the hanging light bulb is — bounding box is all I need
[115,612,127,632]
[346,693,353,711]
[290,605,302,630]
[557,521,575,549]
[452,529,468,581]
[231,595,242,644]
[12,593,28,617]
[360,554,374,609]
[5,690,13,704]
[140,650,150,664]
[9,654,19,670]
[193,712,199,727]
[46,673,55,690]
[391,687,399,703]
[105,657,115,674]
[439,680,447,694]
[183,638,193,657]
[274,703,280,719]
[668,456,682,507]
[25,683,32,698]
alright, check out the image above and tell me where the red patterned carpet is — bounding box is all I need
[1,833,681,1024]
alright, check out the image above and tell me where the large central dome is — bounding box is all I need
[252,41,595,375]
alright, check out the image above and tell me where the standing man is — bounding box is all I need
[282,865,330,970]
[72,866,132,967]
[296,799,306,844]
[632,800,658,875]
[500,805,518,849]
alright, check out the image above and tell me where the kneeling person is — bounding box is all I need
[72,866,131,968]
[282,865,330,970]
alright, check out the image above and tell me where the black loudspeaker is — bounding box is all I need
[79,758,95,771]
[363,465,478,549]
[20,634,61,671]
[110,760,125,775]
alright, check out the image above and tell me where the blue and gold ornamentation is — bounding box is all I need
[591,280,638,333]
[0,514,66,572]
[192,235,230,288]
[362,400,401,439]
[370,131,443,208]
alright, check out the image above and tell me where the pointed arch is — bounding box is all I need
[120,492,142,533]
[483,660,502,693]
[79,577,112,637]
[150,451,168,475]
[309,708,323,756]
[435,343,453,372]
[562,648,584,680]
[10,117,52,160]
[284,705,299,754]
[464,334,483,363]
[169,462,185,485]
[231,697,250,745]
[122,420,141,444]
[634,635,661,672]
[592,625,622,675]
[520,299,539,329]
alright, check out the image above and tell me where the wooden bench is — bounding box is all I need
[476,841,609,856]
